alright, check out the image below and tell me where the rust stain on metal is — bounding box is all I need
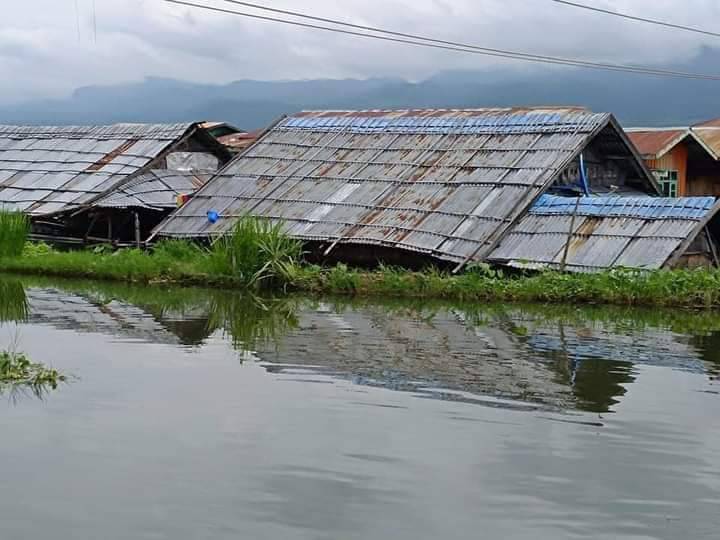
[567,218,601,255]
[86,138,140,172]
[627,130,687,159]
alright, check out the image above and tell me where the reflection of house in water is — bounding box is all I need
[255,303,717,413]
[256,303,575,409]
[12,286,719,412]
[24,288,213,347]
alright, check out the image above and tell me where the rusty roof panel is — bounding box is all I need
[626,129,688,159]
[0,123,197,216]
[490,195,718,271]
[152,107,638,264]
[691,127,720,159]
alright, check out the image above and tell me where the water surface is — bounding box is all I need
[0,277,718,539]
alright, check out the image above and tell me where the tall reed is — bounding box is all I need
[0,210,29,258]
[208,217,302,288]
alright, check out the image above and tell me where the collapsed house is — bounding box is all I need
[0,123,231,242]
[152,107,665,270]
[88,170,213,243]
[489,195,720,271]
[627,120,720,197]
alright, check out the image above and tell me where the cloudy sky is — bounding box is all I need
[1,0,718,104]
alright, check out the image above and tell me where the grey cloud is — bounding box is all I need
[1,0,719,104]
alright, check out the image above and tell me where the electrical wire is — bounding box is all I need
[162,0,720,81]
[93,0,98,43]
[74,0,81,41]
[549,0,720,39]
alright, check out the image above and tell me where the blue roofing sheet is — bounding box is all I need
[281,109,607,135]
[530,194,717,220]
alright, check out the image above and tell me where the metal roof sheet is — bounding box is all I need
[626,129,688,159]
[93,169,211,210]
[0,123,196,216]
[689,127,720,160]
[490,194,719,271]
[153,107,634,265]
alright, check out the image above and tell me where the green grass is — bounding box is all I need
[207,217,302,288]
[0,210,29,258]
[5,215,720,308]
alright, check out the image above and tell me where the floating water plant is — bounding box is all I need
[0,350,67,396]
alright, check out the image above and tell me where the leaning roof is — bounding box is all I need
[92,169,211,211]
[0,123,197,216]
[489,194,719,272]
[153,107,638,265]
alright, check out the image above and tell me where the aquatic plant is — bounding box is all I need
[0,210,29,258]
[207,217,302,288]
[0,349,67,398]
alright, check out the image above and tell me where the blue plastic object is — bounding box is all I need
[207,210,219,224]
[579,153,590,196]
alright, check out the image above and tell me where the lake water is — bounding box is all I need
[0,277,719,539]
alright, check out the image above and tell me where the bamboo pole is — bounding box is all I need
[560,197,582,272]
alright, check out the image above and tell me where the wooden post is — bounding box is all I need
[107,214,112,242]
[85,213,99,244]
[560,197,582,272]
[706,226,719,267]
[134,211,142,248]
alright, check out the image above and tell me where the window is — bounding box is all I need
[653,170,678,197]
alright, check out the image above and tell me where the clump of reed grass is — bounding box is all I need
[0,210,29,258]
[208,217,302,288]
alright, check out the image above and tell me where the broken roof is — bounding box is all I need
[489,194,720,272]
[92,169,211,211]
[153,107,651,266]
[0,123,200,216]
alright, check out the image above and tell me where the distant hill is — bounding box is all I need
[2,48,719,129]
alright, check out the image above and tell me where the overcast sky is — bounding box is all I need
[1,0,719,104]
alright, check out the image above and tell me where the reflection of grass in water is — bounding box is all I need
[323,293,720,336]
[0,280,28,323]
[208,294,300,353]
[11,275,301,353]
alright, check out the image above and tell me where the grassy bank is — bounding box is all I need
[3,215,720,308]
[4,243,720,308]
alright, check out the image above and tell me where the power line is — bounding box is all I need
[214,0,720,79]
[162,0,720,81]
[73,0,81,41]
[549,0,720,39]
[93,0,98,43]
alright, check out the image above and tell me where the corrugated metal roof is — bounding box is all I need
[626,129,688,159]
[690,127,720,160]
[153,107,641,265]
[530,194,716,219]
[693,118,720,128]
[93,169,211,210]
[490,194,719,272]
[0,123,196,216]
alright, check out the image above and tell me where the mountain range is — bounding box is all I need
[2,48,719,129]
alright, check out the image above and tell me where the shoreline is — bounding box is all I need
[3,249,720,309]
